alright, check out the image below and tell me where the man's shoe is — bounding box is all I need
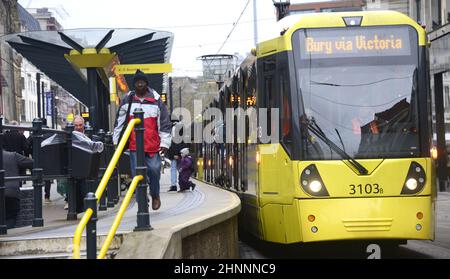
[191,183,196,191]
[152,197,161,210]
[167,185,177,192]
[44,198,51,204]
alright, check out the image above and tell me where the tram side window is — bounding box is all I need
[262,59,277,137]
[264,77,277,136]
[280,71,292,153]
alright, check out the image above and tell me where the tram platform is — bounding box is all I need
[0,171,241,259]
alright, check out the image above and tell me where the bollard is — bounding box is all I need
[0,118,6,234]
[133,108,151,231]
[97,129,107,211]
[84,192,97,259]
[65,123,77,221]
[105,132,116,208]
[32,118,44,227]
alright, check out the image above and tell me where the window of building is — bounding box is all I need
[445,85,450,111]
[432,0,443,29]
[416,0,422,23]
[290,9,315,15]
[446,0,450,24]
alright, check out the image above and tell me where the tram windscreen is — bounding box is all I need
[293,26,421,160]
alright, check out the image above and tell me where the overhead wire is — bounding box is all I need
[216,0,252,54]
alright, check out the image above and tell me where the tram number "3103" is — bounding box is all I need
[349,184,383,195]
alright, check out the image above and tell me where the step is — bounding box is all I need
[0,234,124,258]
[0,249,119,259]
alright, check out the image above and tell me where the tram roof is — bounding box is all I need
[1,28,173,105]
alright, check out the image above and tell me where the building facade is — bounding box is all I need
[26,8,63,31]
[18,4,51,125]
[0,0,20,123]
[22,6,85,129]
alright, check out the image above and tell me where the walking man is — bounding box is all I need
[113,70,172,210]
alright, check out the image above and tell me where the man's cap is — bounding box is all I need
[133,69,149,85]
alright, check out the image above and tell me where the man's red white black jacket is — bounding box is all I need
[113,88,172,155]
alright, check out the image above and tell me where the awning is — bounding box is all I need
[1,28,173,105]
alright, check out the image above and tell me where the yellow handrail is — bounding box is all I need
[72,118,141,259]
[98,175,143,259]
[72,208,93,259]
[95,118,141,202]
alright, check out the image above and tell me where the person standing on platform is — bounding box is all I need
[178,147,196,192]
[2,150,33,228]
[59,115,86,211]
[113,69,172,210]
[3,120,31,157]
[166,121,187,192]
[73,115,85,134]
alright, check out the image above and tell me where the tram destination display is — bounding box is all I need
[299,26,413,59]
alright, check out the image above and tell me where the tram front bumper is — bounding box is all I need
[297,196,434,243]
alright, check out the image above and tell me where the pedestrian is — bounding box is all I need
[59,115,88,212]
[166,121,187,192]
[178,147,196,192]
[3,120,31,157]
[2,150,33,228]
[73,115,85,134]
[113,69,172,210]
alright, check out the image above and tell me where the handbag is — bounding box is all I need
[118,92,135,151]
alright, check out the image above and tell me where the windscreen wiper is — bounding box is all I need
[304,117,368,175]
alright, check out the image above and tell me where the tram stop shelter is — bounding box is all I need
[1,28,173,131]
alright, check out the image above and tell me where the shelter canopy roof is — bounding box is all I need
[1,28,173,105]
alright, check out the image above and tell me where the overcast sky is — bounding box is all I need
[18,0,327,77]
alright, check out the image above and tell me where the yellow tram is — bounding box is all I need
[193,11,435,244]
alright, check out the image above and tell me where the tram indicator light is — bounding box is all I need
[246,96,256,106]
[343,16,362,27]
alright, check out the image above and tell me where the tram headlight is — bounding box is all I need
[300,164,329,197]
[309,180,322,193]
[405,178,418,191]
[401,162,426,195]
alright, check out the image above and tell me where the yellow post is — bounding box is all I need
[98,175,143,259]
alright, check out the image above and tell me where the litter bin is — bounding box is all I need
[40,133,68,176]
[71,131,104,179]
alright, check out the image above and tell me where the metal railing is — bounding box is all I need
[72,117,140,259]
[98,174,143,259]
[72,108,151,259]
[0,118,72,234]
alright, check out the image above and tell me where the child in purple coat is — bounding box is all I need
[178,148,196,192]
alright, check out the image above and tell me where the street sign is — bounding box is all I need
[160,93,167,104]
[45,92,53,116]
[113,63,172,75]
